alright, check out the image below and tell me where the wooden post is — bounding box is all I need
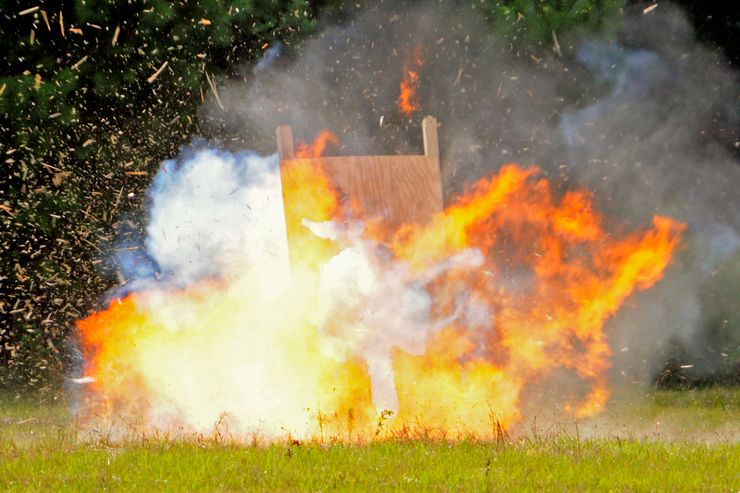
[276,125,295,160]
[422,116,439,157]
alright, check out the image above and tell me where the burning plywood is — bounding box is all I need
[276,116,442,242]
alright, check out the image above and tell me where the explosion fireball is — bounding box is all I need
[75,128,684,441]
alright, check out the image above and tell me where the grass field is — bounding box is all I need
[1,388,738,491]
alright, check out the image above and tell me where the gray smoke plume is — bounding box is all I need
[200,1,738,386]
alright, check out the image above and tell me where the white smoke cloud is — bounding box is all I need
[313,236,483,412]
[146,149,289,283]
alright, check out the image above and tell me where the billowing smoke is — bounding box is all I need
[310,222,484,411]
[146,149,288,283]
[200,1,738,385]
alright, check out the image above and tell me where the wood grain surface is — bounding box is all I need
[307,155,442,236]
[278,117,443,241]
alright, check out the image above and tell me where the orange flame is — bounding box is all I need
[295,130,339,159]
[398,47,423,117]
[282,131,341,270]
[76,135,684,440]
[390,165,684,418]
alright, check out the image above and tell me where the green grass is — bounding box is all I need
[585,386,740,443]
[648,386,740,409]
[2,438,738,492]
[1,388,738,492]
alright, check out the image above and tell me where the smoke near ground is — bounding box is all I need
[199,1,738,387]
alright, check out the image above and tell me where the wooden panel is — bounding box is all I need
[278,118,443,244]
[280,154,442,239]
[275,126,295,160]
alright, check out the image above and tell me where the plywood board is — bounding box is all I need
[283,155,442,238]
[277,117,443,242]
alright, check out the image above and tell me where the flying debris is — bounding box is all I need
[69,376,95,384]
